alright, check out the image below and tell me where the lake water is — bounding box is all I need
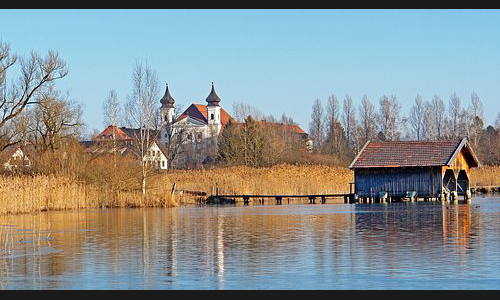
[0,196,499,290]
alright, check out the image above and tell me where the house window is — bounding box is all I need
[162,161,165,168]
[211,114,214,120]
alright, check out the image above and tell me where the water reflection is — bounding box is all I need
[0,197,499,289]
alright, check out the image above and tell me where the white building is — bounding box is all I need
[158,83,235,167]
[85,125,169,171]
[0,145,31,172]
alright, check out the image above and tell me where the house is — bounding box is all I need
[0,145,32,172]
[82,125,169,170]
[349,138,480,201]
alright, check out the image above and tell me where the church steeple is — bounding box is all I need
[206,82,221,106]
[160,83,175,108]
[160,83,175,125]
[206,82,222,132]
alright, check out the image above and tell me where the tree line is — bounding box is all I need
[309,93,500,165]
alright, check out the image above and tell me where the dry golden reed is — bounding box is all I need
[470,165,500,187]
[152,164,354,202]
[0,174,176,215]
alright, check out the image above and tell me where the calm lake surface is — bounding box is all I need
[1,196,499,290]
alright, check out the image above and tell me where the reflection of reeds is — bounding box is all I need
[0,228,14,255]
[0,225,57,289]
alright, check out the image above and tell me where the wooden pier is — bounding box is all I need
[205,193,356,205]
[204,191,473,205]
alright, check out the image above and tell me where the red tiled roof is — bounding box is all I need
[176,104,235,126]
[349,138,479,168]
[95,125,133,141]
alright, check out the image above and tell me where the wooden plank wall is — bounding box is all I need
[354,167,442,198]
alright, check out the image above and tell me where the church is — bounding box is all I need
[158,83,236,168]
[87,83,310,170]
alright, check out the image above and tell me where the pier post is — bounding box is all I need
[276,196,282,205]
[466,189,472,201]
[451,191,458,203]
[321,196,326,204]
[215,184,219,203]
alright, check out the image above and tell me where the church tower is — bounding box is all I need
[206,82,222,135]
[160,83,175,126]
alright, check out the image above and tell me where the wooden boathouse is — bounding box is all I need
[349,138,480,202]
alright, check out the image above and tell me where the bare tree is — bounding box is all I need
[423,100,435,140]
[469,92,484,148]
[427,95,447,140]
[102,89,122,160]
[27,87,83,152]
[309,98,324,152]
[447,92,462,139]
[125,61,160,195]
[358,95,377,146]
[0,42,68,150]
[324,94,344,155]
[408,95,426,140]
[342,94,357,149]
[496,112,500,130]
[378,95,400,141]
[232,102,264,122]
[103,89,122,128]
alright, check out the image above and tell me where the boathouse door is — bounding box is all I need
[457,170,469,196]
[443,169,457,193]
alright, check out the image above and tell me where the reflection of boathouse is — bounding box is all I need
[349,138,480,200]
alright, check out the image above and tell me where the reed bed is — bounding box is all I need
[153,164,354,202]
[0,175,176,215]
[470,165,500,187]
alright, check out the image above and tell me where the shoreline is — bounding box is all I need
[0,164,498,216]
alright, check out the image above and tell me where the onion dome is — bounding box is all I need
[206,82,221,106]
[160,83,175,108]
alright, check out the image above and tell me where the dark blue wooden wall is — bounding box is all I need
[354,167,442,198]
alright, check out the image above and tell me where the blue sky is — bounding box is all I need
[1,9,499,134]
